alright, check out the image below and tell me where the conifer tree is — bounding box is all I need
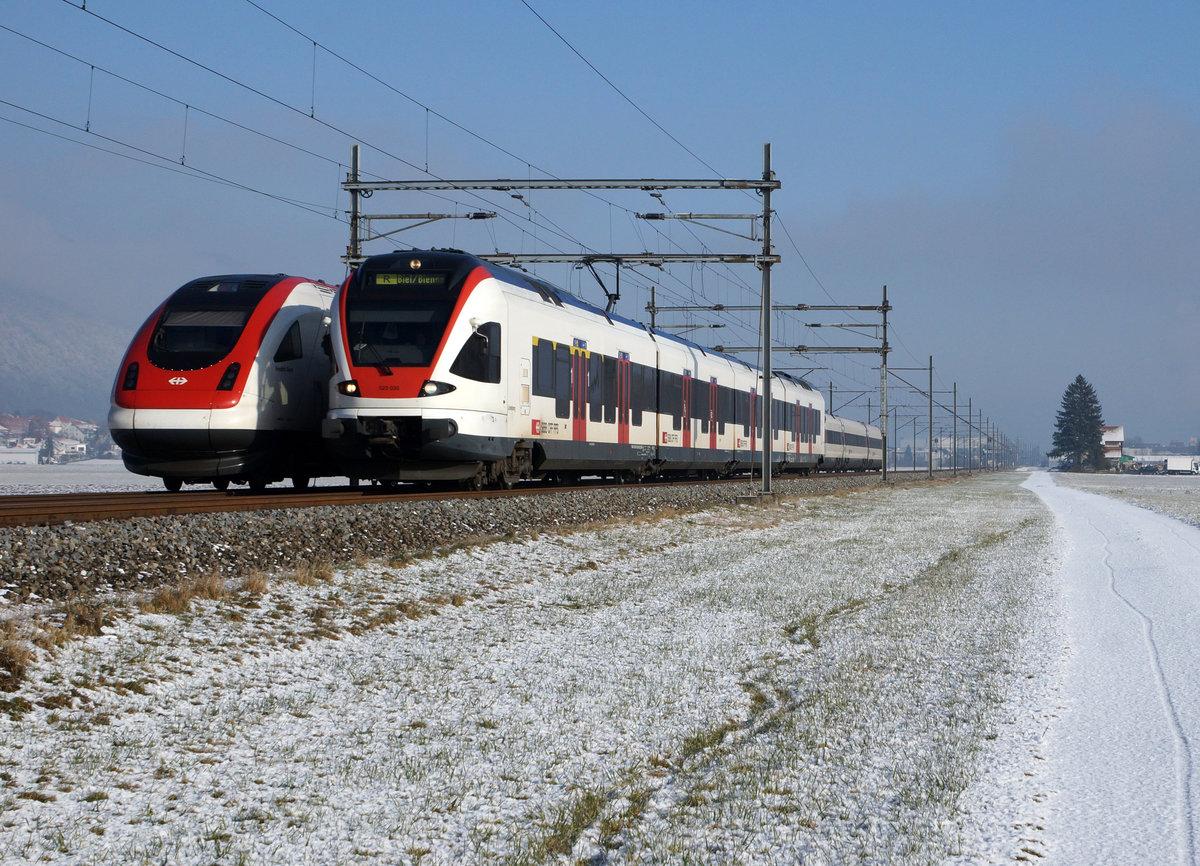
[1050,374,1105,470]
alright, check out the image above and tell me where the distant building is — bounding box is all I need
[1102,425,1125,467]
[51,439,87,459]
[49,416,98,442]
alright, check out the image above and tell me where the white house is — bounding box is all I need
[1102,425,1125,465]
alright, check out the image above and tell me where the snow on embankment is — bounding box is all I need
[0,472,1058,864]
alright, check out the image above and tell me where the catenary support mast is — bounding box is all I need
[760,144,773,495]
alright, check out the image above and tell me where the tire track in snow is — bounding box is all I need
[1167,522,1200,561]
[1089,515,1197,865]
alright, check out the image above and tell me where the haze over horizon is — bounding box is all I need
[2,1,1197,451]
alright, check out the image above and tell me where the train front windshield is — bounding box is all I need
[147,277,274,371]
[343,267,464,368]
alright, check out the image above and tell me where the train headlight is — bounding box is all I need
[121,362,139,391]
[216,362,241,391]
[420,380,456,397]
[337,379,360,396]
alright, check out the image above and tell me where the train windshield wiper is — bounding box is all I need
[352,341,393,376]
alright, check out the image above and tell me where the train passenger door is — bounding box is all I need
[617,352,631,444]
[572,338,587,441]
[709,379,718,450]
[681,372,692,449]
[749,388,757,455]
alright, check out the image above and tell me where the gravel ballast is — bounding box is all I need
[0,474,926,603]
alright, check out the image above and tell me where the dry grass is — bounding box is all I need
[239,571,270,595]
[141,572,230,615]
[0,602,113,694]
[32,603,110,652]
[289,561,335,586]
[0,640,34,692]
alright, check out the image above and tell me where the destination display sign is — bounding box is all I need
[373,272,447,288]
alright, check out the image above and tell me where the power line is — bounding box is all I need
[0,22,344,171]
[40,2,789,366]
[0,98,341,221]
[56,0,761,321]
[517,0,723,179]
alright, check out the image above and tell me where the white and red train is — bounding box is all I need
[109,273,337,491]
[109,251,881,491]
[321,250,882,486]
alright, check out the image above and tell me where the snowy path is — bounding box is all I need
[1025,471,1200,864]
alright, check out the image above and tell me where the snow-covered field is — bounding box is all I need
[0,459,355,494]
[0,472,1063,864]
[0,460,164,494]
[1052,469,1200,527]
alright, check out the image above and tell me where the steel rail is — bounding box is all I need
[0,471,892,529]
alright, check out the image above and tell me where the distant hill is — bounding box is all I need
[0,285,132,427]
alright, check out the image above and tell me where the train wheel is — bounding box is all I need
[249,477,268,493]
[163,477,183,493]
[291,475,311,490]
[212,478,230,491]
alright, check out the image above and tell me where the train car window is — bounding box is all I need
[554,343,571,419]
[449,322,501,383]
[630,362,644,427]
[589,354,603,423]
[603,355,617,424]
[273,320,304,363]
[147,276,274,371]
[533,338,554,397]
[663,372,682,431]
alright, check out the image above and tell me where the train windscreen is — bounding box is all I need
[343,267,465,368]
[147,277,275,370]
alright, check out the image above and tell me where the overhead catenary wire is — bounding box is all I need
[44,0,764,323]
[0,98,341,220]
[35,1,939,425]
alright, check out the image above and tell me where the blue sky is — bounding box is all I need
[2,1,1198,451]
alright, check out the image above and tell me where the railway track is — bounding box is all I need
[0,476,773,529]
[0,485,513,528]
[0,470,901,529]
